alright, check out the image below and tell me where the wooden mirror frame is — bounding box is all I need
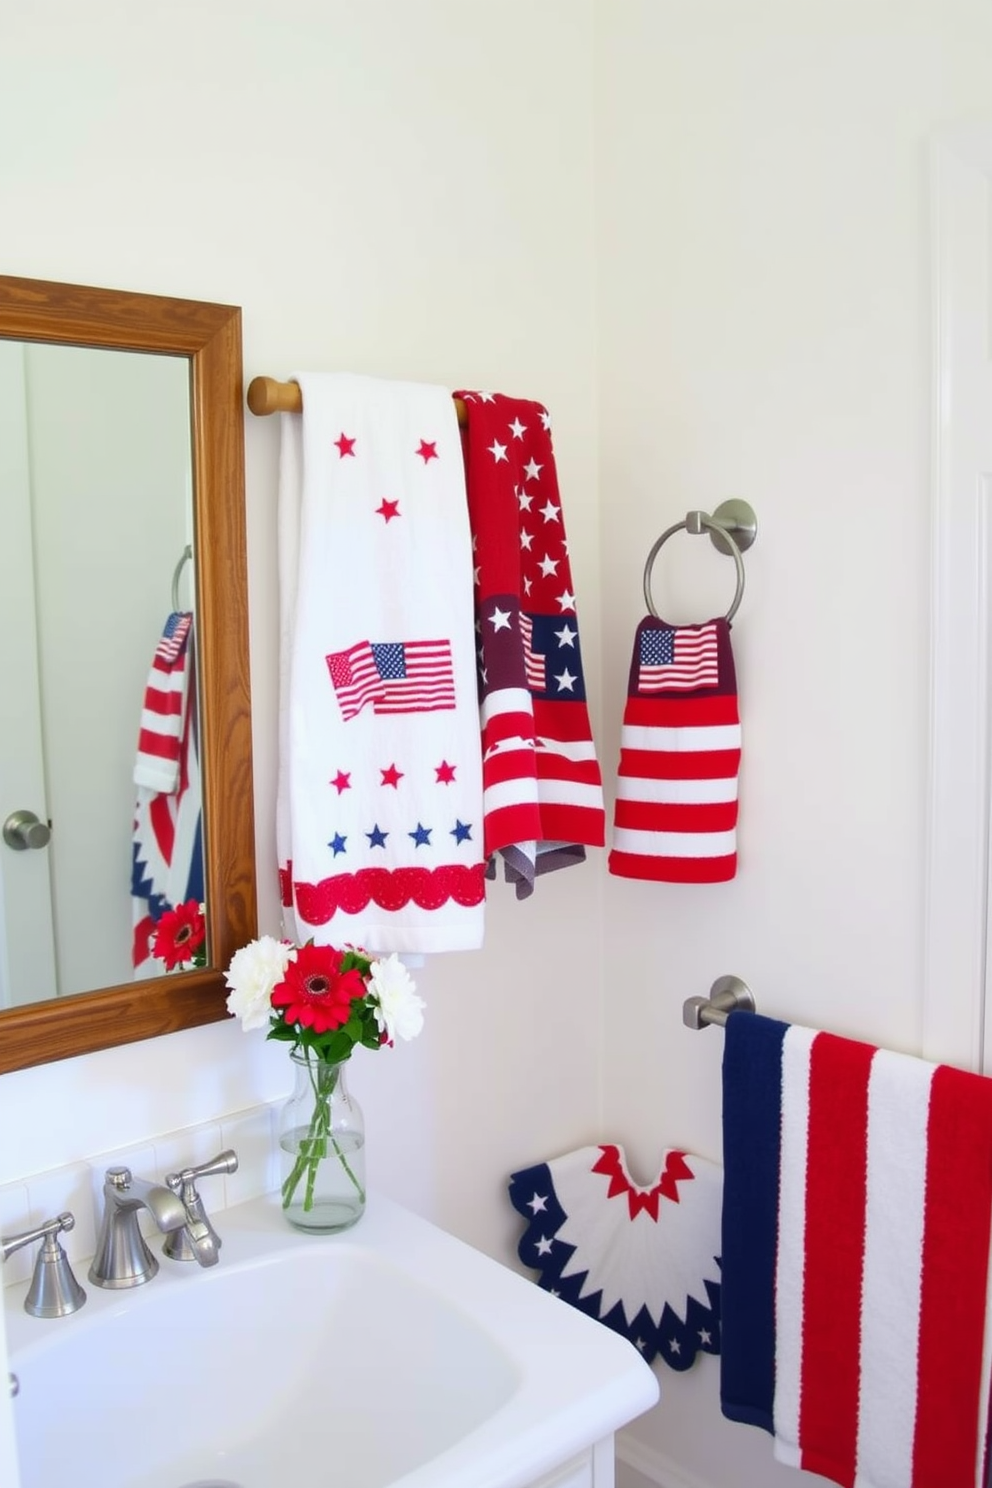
[0,275,256,1073]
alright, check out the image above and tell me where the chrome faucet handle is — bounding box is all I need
[1,1212,86,1318]
[162,1148,238,1263]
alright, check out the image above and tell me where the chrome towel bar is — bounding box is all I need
[683,975,756,1029]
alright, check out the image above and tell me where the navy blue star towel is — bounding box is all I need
[508,1143,722,1370]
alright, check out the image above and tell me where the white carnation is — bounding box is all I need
[368,954,425,1043]
[224,936,296,1031]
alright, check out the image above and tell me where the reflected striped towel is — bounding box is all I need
[133,611,193,793]
[131,612,203,968]
[721,1011,992,1488]
[608,614,740,882]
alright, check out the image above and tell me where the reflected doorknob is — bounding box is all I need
[3,810,51,851]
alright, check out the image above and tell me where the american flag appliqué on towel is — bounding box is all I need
[326,639,456,718]
[456,390,605,898]
[608,614,740,882]
[720,1010,992,1488]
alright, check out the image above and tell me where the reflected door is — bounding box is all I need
[0,338,195,1004]
[0,342,57,1006]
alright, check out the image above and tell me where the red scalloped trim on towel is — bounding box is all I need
[592,1145,696,1222]
[278,863,294,908]
[293,864,487,923]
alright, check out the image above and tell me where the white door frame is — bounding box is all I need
[924,125,992,1073]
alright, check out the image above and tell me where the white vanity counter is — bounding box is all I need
[6,1190,659,1488]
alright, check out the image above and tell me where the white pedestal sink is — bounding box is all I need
[5,1191,659,1488]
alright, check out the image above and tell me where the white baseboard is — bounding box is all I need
[616,1432,715,1488]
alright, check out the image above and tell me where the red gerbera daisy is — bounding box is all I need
[152,900,206,970]
[271,945,366,1034]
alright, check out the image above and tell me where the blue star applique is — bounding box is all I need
[408,823,432,847]
[366,824,388,849]
[451,820,473,844]
[329,833,347,856]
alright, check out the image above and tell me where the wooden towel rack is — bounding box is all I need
[246,375,469,426]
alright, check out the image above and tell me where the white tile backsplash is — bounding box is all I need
[220,1105,278,1207]
[1,1101,276,1292]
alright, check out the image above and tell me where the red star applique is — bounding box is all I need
[591,1146,695,1222]
[380,763,404,788]
[376,498,401,522]
[330,770,351,795]
[435,760,457,784]
[415,440,438,463]
[334,432,356,458]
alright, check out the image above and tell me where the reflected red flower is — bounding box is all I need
[152,900,206,970]
[271,944,366,1033]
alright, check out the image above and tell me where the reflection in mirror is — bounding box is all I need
[0,275,256,1073]
[0,341,198,1004]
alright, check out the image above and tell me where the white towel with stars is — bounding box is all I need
[277,372,486,954]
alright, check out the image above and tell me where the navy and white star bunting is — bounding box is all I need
[508,1144,723,1371]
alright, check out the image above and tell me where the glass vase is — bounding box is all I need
[277,1050,365,1233]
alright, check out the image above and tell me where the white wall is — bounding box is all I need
[0,0,602,1270]
[596,4,992,1485]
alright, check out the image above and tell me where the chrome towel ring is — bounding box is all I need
[642,499,757,624]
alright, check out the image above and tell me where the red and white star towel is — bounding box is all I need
[456,391,605,897]
[277,373,486,953]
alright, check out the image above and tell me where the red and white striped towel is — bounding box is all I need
[133,611,193,793]
[608,614,740,882]
[131,612,202,968]
[778,1034,992,1488]
[456,390,605,898]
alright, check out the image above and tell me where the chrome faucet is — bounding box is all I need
[88,1166,190,1289]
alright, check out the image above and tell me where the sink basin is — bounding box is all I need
[6,1192,658,1488]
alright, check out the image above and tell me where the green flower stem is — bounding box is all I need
[281,1055,365,1213]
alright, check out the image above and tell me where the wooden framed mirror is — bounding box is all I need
[0,275,256,1073]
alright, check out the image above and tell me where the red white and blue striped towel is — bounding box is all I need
[721,1011,992,1488]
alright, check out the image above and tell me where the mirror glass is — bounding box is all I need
[0,275,256,1073]
[0,340,197,1005]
